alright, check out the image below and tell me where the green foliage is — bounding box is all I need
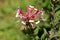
[0,0,60,40]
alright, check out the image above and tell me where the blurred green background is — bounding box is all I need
[0,0,60,40]
[0,0,29,40]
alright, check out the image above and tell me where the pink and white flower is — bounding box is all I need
[16,5,44,30]
[16,5,43,21]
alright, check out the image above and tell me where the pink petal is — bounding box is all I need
[31,9,39,18]
[16,8,26,20]
[17,8,23,15]
[34,10,39,15]
[26,7,31,18]
[29,5,34,12]
[26,5,34,12]
[26,5,34,18]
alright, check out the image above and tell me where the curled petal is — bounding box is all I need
[35,21,40,24]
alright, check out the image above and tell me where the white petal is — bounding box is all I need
[34,8,37,10]
[29,5,34,8]
[16,13,20,17]
[29,20,34,22]
[35,21,40,24]
[22,21,26,25]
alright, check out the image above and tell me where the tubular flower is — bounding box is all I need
[16,5,44,30]
[16,5,43,21]
[16,5,44,29]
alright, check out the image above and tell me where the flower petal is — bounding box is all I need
[31,9,39,18]
[16,8,26,19]
[35,21,40,24]
[17,8,23,14]
[29,5,34,12]
[29,20,34,22]
[16,12,20,17]
[26,5,34,19]
[38,10,43,15]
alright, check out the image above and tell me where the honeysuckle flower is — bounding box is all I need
[16,6,43,21]
[16,5,44,30]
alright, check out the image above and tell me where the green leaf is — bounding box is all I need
[34,27,39,35]
[55,10,60,23]
[40,28,47,40]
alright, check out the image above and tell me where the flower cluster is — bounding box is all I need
[16,5,43,20]
[16,5,44,30]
